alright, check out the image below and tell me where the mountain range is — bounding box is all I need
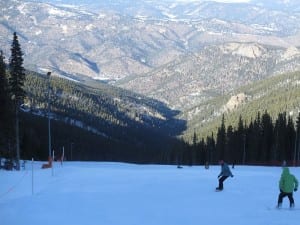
[1,0,300,138]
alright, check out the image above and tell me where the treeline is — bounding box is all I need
[168,111,300,166]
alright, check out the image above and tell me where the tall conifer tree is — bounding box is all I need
[286,116,295,161]
[0,51,7,123]
[295,113,300,165]
[9,32,26,170]
[274,113,287,161]
[261,111,273,162]
[226,125,234,163]
[216,114,226,160]
[237,115,245,164]
[0,50,11,153]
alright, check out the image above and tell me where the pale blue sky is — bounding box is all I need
[176,0,250,2]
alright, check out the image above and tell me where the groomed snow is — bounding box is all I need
[1,161,299,225]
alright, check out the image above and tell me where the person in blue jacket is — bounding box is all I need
[216,160,234,191]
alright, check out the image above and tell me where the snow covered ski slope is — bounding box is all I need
[1,162,300,225]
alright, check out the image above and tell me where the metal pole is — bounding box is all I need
[47,72,52,160]
[296,150,300,166]
[52,150,54,177]
[294,130,298,167]
[62,146,64,166]
[71,142,73,161]
[296,132,300,166]
[243,133,246,165]
[32,158,34,195]
[15,106,20,170]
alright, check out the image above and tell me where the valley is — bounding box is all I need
[1,0,300,142]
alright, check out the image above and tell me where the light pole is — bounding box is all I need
[243,133,246,165]
[71,142,74,161]
[47,72,52,162]
[294,125,299,167]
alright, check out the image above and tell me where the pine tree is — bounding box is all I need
[188,131,197,166]
[0,51,7,122]
[286,116,295,161]
[9,32,26,170]
[206,133,215,164]
[236,115,245,164]
[261,111,273,162]
[226,125,234,163]
[254,112,263,162]
[0,50,12,155]
[294,113,300,165]
[246,118,255,162]
[216,114,226,160]
[274,113,287,162]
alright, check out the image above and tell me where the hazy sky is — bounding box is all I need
[177,0,251,2]
[213,0,250,2]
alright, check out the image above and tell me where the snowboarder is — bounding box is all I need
[277,167,298,208]
[216,160,233,191]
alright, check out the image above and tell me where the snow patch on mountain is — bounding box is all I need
[17,3,29,15]
[60,24,68,34]
[48,7,76,17]
[35,30,42,35]
[221,43,265,58]
[281,46,300,61]
[222,92,248,112]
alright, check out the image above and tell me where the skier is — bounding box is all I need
[216,160,233,191]
[277,167,298,208]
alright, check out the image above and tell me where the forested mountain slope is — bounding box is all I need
[21,71,186,162]
[183,71,300,141]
